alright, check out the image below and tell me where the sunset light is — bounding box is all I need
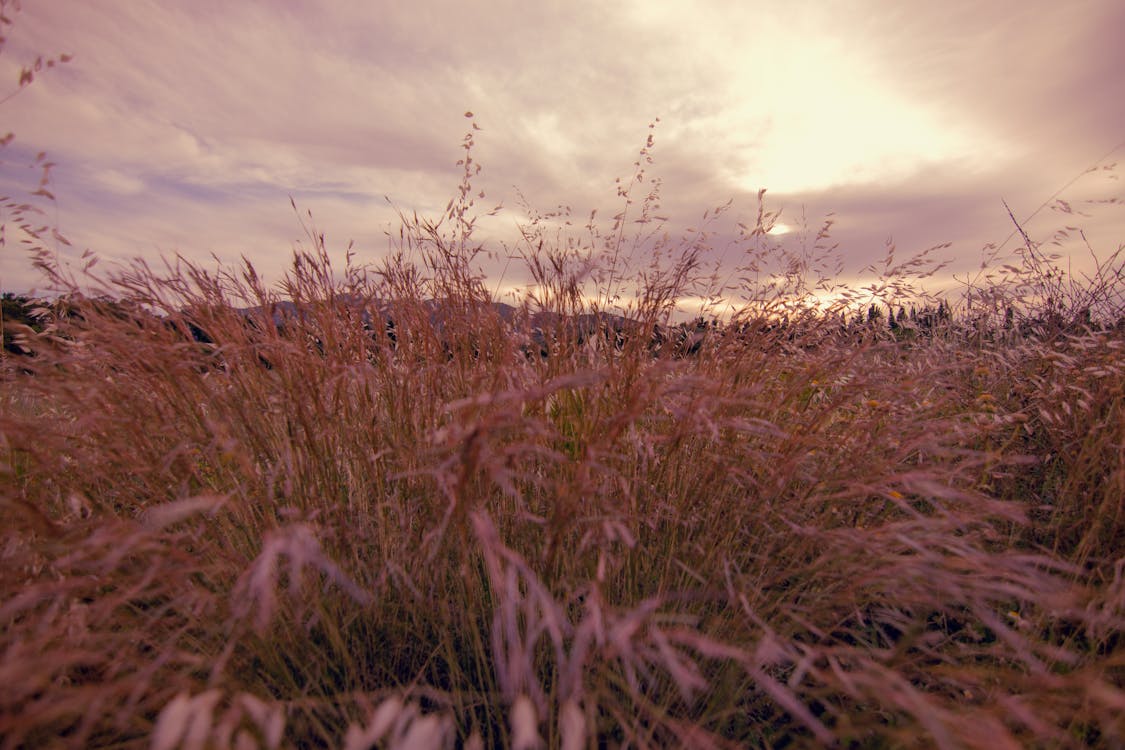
[2,2,1124,747]
[1,1,1122,295]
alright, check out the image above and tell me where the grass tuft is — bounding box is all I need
[2,130,1124,748]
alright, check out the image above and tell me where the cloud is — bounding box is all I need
[0,0,1121,299]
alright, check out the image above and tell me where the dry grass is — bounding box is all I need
[2,132,1124,748]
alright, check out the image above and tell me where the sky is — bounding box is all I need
[1,0,1123,315]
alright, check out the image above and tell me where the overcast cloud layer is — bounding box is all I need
[2,0,1123,309]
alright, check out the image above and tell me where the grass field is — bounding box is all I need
[2,155,1125,749]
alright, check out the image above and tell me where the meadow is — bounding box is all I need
[2,135,1125,749]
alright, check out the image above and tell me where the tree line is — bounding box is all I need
[3,291,1120,368]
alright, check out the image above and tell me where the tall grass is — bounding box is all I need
[2,131,1124,748]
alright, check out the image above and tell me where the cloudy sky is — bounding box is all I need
[1,0,1123,313]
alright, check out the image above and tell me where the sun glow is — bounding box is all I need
[626,2,1010,196]
[720,45,1006,195]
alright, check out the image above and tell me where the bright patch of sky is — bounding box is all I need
[0,0,1122,297]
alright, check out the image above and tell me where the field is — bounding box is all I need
[2,157,1125,750]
